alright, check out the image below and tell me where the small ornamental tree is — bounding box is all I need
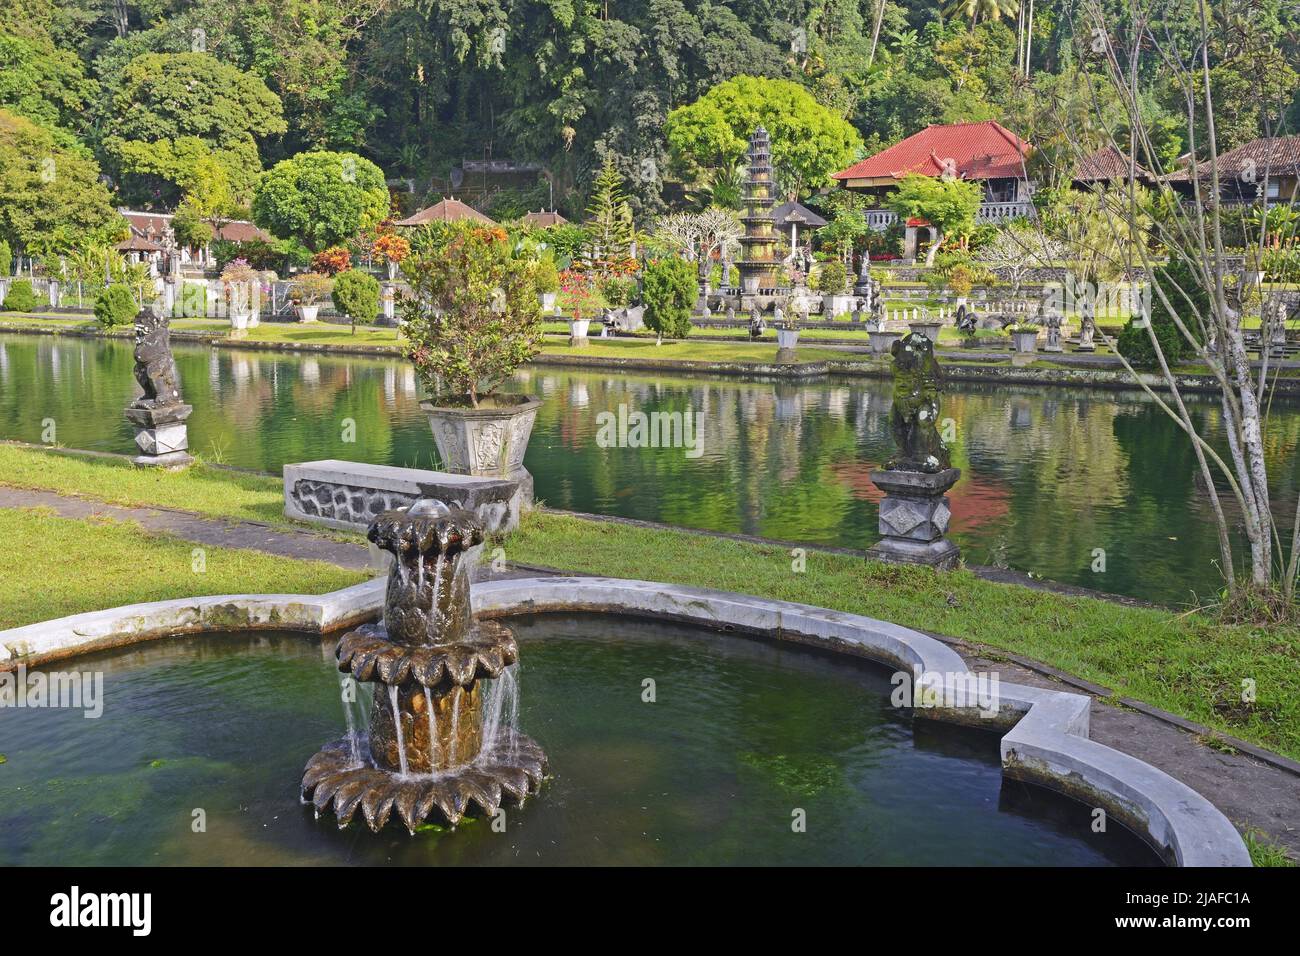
[1117,258,1202,369]
[94,284,137,327]
[886,173,984,266]
[372,232,410,278]
[816,260,848,294]
[252,150,388,251]
[311,246,351,275]
[641,258,696,338]
[558,269,604,320]
[400,223,543,407]
[331,268,380,333]
[289,272,333,305]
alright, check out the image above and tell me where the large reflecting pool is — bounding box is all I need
[0,616,1159,866]
[2,331,1296,605]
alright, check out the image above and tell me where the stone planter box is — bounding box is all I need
[961,336,1009,350]
[540,291,557,314]
[908,322,942,342]
[775,327,799,363]
[868,330,904,355]
[421,394,541,479]
[296,304,320,323]
[284,460,529,535]
[823,293,856,316]
[1011,330,1040,353]
[229,310,251,333]
[569,318,590,346]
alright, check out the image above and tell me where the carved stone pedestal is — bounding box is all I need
[125,403,193,468]
[867,467,961,570]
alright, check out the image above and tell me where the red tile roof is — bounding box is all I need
[520,209,568,228]
[1165,135,1300,182]
[116,209,271,246]
[396,197,497,227]
[1073,145,1154,183]
[833,121,1029,183]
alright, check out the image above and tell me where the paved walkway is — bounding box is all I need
[3,485,1296,861]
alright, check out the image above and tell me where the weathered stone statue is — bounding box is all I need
[1075,296,1097,352]
[131,307,184,407]
[124,307,193,468]
[867,331,961,570]
[1043,309,1064,352]
[885,333,951,473]
[955,304,976,336]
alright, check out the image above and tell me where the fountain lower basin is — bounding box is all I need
[0,569,1253,864]
[1,622,1165,865]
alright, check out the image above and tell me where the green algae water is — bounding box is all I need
[0,616,1159,866]
[2,331,1297,605]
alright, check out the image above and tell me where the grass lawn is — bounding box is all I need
[1,444,1295,765]
[0,506,364,631]
[0,443,289,526]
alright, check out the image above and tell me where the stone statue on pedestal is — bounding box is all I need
[885,334,950,474]
[867,331,961,570]
[125,307,193,468]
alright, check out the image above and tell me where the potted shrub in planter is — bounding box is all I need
[400,223,544,478]
[1008,322,1041,353]
[221,259,258,333]
[559,269,602,345]
[816,260,854,316]
[536,255,560,314]
[373,233,410,282]
[289,272,333,322]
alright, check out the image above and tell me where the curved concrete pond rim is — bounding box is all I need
[0,574,1250,867]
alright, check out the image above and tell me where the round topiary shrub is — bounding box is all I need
[642,258,696,339]
[331,268,380,332]
[1,279,38,312]
[94,284,138,328]
[816,260,848,294]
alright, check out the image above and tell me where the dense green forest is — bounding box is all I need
[3,0,1300,252]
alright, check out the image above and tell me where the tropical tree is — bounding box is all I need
[1054,0,1300,612]
[100,52,285,200]
[252,150,389,251]
[664,75,863,196]
[583,158,635,271]
[974,220,1065,297]
[653,209,742,276]
[0,108,120,255]
[885,173,983,265]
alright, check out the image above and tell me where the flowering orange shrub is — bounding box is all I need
[311,246,352,276]
[372,233,410,264]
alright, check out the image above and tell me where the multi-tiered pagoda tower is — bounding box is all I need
[738,127,781,300]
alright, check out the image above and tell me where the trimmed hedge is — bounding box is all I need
[1,279,37,312]
[94,284,138,328]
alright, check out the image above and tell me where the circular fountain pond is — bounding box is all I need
[0,613,1160,866]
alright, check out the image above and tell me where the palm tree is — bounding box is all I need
[943,0,1020,29]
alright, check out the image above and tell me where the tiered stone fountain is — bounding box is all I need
[302,500,547,832]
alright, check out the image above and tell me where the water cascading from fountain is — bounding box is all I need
[301,499,547,832]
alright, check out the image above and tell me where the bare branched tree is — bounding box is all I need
[1041,0,1300,614]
